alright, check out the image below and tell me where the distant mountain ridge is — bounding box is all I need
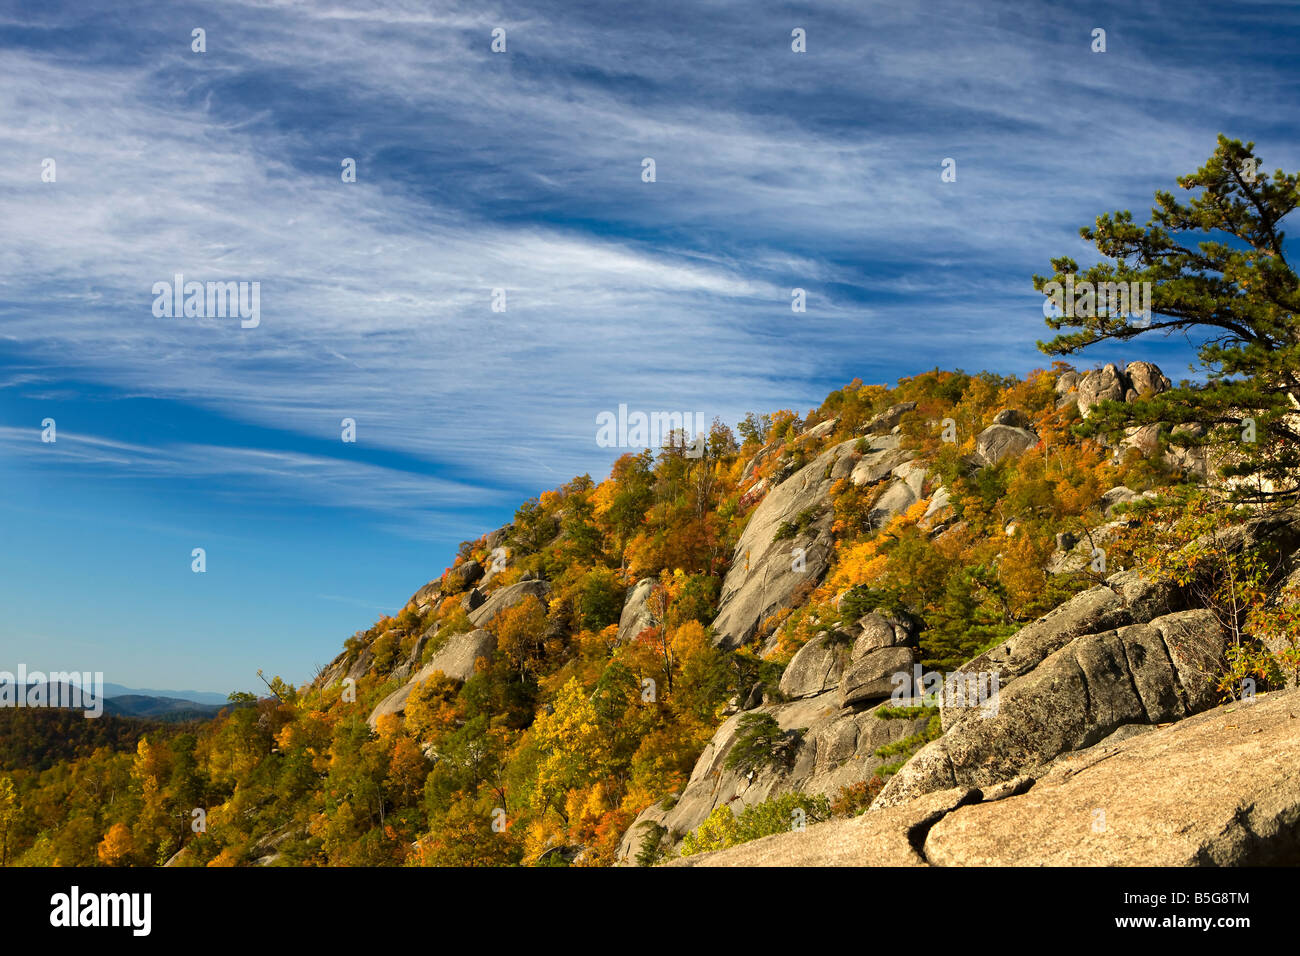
[3,681,231,721]
[100,695,228,721]
[101,683,231,706]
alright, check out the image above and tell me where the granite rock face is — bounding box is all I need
[710,440,855,650]
[467,579,550,629]
[616,577,657,644]
[875,609,1225,808]
[615,609,930,864]
[668,787,980,867]
[366,628,498,729]
[669,688,1300,866]
[616,690,933,864]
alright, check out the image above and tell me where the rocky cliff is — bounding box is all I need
[302,359,1300,868]
[672,686,1300,866]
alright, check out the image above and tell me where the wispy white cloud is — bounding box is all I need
[0,426,501,522]
[1,0,1296,510]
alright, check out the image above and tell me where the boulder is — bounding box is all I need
[868,478,919,528]
[862,402,917,435]
[974,423,1037,465]
[1076,363,1126,416]
[617,578,658,644]
[849,434,911,486]
[1121,423,1161,457]
[1074,361,1171,417]
[891,461,927,498]
[921,486,952,527]
[408,627,433,667]
[467,579,550,629]
[873,609,1225,808]
[1099,485,1140,515]
[838,645,918,708]
[991,408,1030,429]
[803,417,838,440]
[779,632,850,699]
[851,612,911,658]
[448,559,484,590]
[425,628,496,683]
[1123,360,1172,401]
[829,449,857,481]
[460,588,486,614]
[408,580,442,612]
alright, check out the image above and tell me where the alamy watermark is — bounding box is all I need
[50,886,150,936]
[0,667,104,718]
[891,665,1000,718]
[596,404,706,458]
[152,274,260,328]
[1042,275,1151,327]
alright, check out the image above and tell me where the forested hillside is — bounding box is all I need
[1,358,1286,867]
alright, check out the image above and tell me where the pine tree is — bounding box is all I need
[1036,135,1300,500]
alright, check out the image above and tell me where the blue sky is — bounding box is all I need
[1,0,1298,694]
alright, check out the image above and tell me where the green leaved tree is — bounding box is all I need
[1035,135,1300,501]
